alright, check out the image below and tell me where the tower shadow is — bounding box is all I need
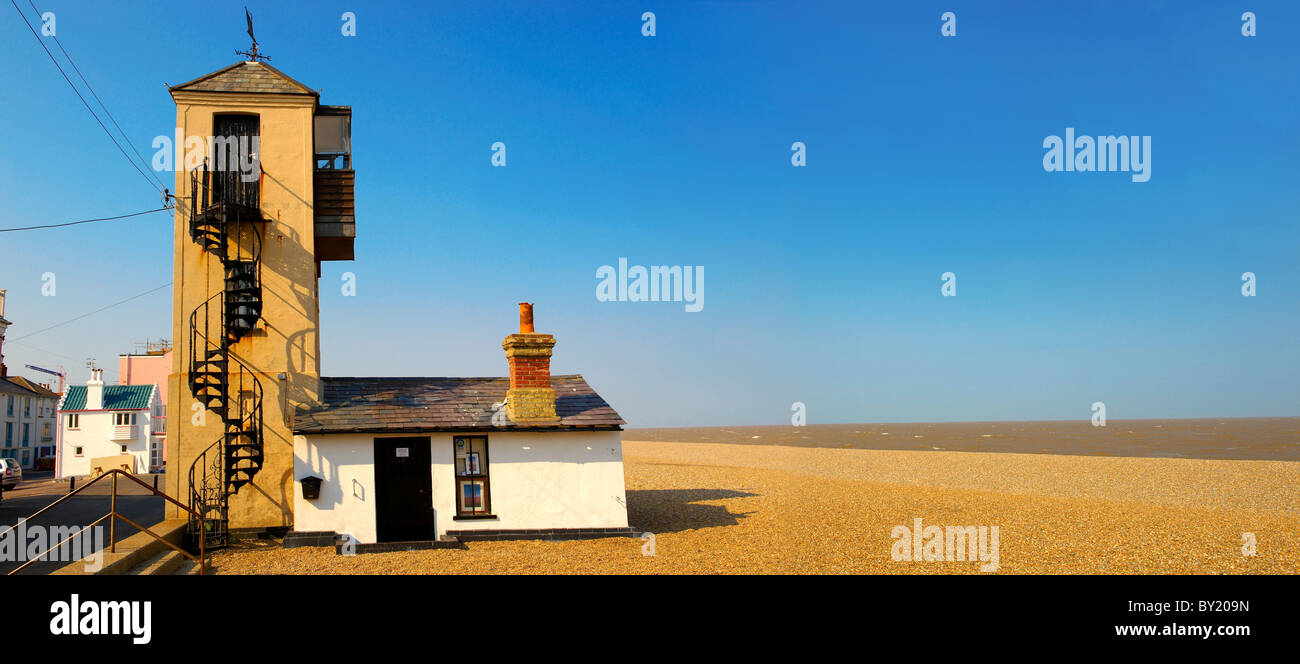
[626,488,758,534]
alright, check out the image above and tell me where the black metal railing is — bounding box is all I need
[184,160,267,548]
[2,469,206,575]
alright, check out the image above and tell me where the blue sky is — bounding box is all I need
[1,1,1297,426]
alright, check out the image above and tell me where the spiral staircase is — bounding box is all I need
[185,159,266,548]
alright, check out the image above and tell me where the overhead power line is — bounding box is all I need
[6,339,79,362]
[22,0,165,193]
[0,207,169,233]
[8,0,164,196]
[9,282,172,343]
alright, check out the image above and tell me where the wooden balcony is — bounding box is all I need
[314,169,356,261]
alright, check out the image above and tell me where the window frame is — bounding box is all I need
[67,413,79,430]
[453,436,493,517]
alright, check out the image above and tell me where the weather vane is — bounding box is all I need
[235,7,270,62]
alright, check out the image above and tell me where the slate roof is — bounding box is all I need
[169,61,317,96]
[3,376,59,398]
[0,378,39,397]
[60,385,154,411]
[293,375,625,434]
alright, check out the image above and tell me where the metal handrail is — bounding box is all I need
[186,269,265,546]
[2,469,206,575]
[184,155,266,548]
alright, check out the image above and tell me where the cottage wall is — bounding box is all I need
[292,430,628,543]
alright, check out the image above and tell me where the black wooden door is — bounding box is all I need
[374,437,433,542]
[211,114,260,207]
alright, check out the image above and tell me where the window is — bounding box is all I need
[74,446,83,456]
[113,412,136,426]
[6,396,12,416]
[120,444,127,454]
[454,436,491,516]
[23,397,30,417]
[211,114,261,207]
[149,439,164,472]
[67,413,79,429]
[153,404,167,434]
[22,424,29,447]
[3,422,10,447]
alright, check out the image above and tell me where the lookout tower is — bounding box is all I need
[164,57,356,543]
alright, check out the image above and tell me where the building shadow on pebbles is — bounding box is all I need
[626,488,758,534]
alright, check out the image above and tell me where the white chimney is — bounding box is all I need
[86,368,105,410]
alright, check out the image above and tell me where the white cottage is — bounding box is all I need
[56,370,163,478]
[288,305,632,547]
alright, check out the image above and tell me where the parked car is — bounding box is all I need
[2,458,22,490]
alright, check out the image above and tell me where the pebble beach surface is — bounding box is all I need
[211,440,1300,574]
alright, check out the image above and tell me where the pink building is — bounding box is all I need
[118,342,171,472]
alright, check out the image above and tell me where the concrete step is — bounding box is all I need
[128,549,187,575]
[52,518,190,575]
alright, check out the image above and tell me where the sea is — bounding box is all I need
[625,418,1300,462]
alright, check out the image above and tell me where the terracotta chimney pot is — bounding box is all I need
[519,302,535,333]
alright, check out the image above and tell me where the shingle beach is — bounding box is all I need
[210,440,1299,574]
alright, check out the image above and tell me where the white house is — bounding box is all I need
[1,376,59,470]
[0,289,61,469]
[288,304,632,547]
[57,369,163,478]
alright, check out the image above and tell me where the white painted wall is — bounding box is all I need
[292,430,628,543]
[57,387,158,478]
[1,391,57,469]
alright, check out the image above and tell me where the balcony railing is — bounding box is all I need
[111,425,136,441]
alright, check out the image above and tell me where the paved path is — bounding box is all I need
[0,473,164,575]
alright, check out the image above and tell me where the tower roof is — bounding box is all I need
[169,60,317,97]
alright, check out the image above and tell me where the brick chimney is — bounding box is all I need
[502,302,559,423]
[86,368,105,410]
